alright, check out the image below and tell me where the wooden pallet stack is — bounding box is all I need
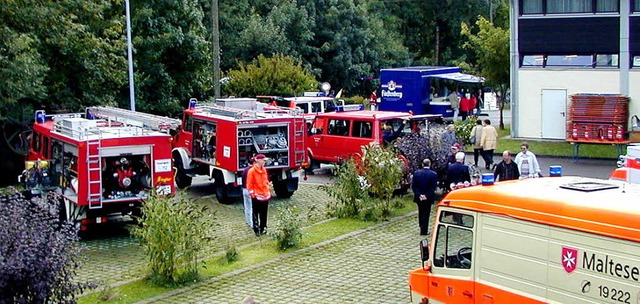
[566,94,629,142]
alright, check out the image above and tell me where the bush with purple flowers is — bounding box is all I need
[0,189,92,304]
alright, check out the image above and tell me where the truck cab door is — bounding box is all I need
[429,209,477,304]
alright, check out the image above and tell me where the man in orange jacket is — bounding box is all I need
[246,154,272,236]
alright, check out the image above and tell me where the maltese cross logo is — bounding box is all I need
[562,246,578,273]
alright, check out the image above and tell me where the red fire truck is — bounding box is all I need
[20,106,179,231]
[171,99,306,203]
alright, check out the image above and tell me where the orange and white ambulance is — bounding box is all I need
[408,176,640,304]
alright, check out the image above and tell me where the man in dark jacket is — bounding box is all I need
[382,119,407,146]
[412,158,439,235]
[494,150,519,181]
[447,152,471,187]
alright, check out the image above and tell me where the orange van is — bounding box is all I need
[408,176,640,304]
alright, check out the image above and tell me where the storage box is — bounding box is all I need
[629,131,640,143]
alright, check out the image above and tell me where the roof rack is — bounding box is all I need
[86,106,181,132]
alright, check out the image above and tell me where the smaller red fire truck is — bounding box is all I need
[171,99,306,203]
[20,106,179,231]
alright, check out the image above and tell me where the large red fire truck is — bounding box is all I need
[171,99,306,203]
[20,106,179,231]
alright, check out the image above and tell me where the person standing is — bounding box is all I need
[447,88,460,121]
[470,119,484,167]
[493,150,519,181]
[459,92,472,121]
[475,89,484,116]
[480,119,498,170]
[447,152,471,187]
[241,157,255,229]
[515,142,542,178]
[441,124,457,148]
[247,154,272,236]
[412,159,438,235]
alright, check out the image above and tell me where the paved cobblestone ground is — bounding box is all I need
[76,184,330,285]
[138,210,428,304]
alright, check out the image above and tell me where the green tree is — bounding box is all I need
[305,0,409,95]
[223,54,317,97]
[133,0,212,116]
[461,16,510,129]
[0,0,126,114]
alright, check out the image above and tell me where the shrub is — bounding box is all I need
[322,157,369,218]
[0,190,92,303]
[359,143,404,218]
[454,117,478,147]
[130,194,212,287]
[270,204,304,251]
[219,245,239,265]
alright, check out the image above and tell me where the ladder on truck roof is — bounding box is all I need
[195,104,258,119]
[86,106,181,132]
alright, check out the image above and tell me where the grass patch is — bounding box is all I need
[78,197,416,304]
[480,126,623,159]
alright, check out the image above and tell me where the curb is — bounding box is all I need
[132,211,418,304]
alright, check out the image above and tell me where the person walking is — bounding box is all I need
[241,157,255,229]
[480,119,498,170]
[474,89,484,116]
[470,119,484,167]
[514,142,542,178]
[246,154,272,236]
[493,150,519,181]
[412,159,438,235]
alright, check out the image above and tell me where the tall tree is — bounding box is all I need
[461,16,510,129]
[132,0,211,116]
[224,54,317,97]
[0,0,126,114]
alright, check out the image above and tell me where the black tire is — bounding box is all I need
[304,155,319,174]
[213,170,232,204]
[173,154,192,189]
[274,180,294,198]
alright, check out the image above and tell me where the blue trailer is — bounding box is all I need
[378,66,483,118]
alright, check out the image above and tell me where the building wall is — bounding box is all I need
[517,69,620,139]
[630,71,640,120]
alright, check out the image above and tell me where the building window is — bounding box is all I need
[520,54,620,68]
[634,0,640,12]
[521,0,618,14]
[522,0,544,14]
[547,0,591,13]
[633,56,640,67]
[522,55,545,66]
[595,54,618,67]
[546,55,592,66]
[596,0,618,12]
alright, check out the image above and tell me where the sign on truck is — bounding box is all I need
[408,176,640,304]
[379,66,483,118]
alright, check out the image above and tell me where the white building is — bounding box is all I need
[509,0,640,139]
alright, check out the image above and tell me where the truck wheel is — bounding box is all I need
[274,180,294,198]
[173,155,192,189]
[304,156,319,174]
[213,171,232,204]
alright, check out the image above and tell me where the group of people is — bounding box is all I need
[447,88,484,121]
[411,141,542,235]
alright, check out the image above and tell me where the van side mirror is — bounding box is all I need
[420,239,430,269]
[309,127,318,135]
